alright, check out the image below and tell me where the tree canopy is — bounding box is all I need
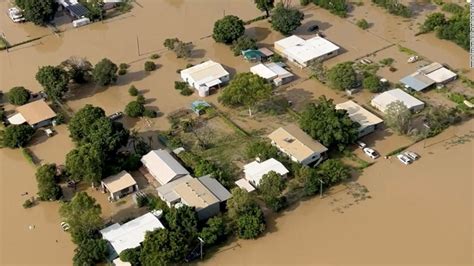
[119,247,142,266]
[199,216,228,246]
[218,72,272,116]
[259,171,286,211]
[237,204,266,239]
[35,66,70,101]
[311,0,348,17]
[1,124,35,148]
[299,96,359,151]
[59,192,103,244]
[317,159,350,185]
[15,0,56,25]
[212,15,245,44]
[7,86,30,106]
[271,2,304,35]
[36,163,62,201]
[254,0,274,17]
[363,73,383,93]
[65,143,104,185]
[327,62,358,91]
[245,139,280,161]
[92,58,118,86]
[231,35,257,56]
[72,238,108,266]
[125,101,145,118]
[384,100,412,135]
[60,57,93,84]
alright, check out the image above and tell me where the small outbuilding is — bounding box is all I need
[8,99,56,129]
[243,158,289,187]
[101,171,138,201]
[371,89,425,113]
[190,100,211,116]
[141,149,190,186]
[250,62,294,86]
[335,100,383,138]
[400,62,457,91]
[235,178,256,193]
[180,60,230,97]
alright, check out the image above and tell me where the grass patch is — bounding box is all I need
[379,57,394,66]
[398,45,418,55]
[459,75,474,89]
[21,148,37,166]
[385,145,411,156]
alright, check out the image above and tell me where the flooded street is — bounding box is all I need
[203,120,474,265]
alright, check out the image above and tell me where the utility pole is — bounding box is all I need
[318,179,324,198]
[136,35,140,56]
[198,237,205,260]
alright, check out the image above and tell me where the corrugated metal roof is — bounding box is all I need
[198,175,231,202]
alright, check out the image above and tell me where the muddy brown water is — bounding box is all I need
[1,0,472,265]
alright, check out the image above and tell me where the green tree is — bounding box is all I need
[270,2,304,35]
[227,187,254,220]
[237,204,266,239]
[140,229,189,265]
[92,58,118,86]
[65,144,104,185]
[59,192,103,244]
[213,15,245,44]
[35,66,70,101]
[356,18,369,29]
[144,61,156,71]
[363,73,382,93]
[218,72,272,116]
[165,205,198,239]
[295,166,321,196]
[128,85,139,96]
[299,96,359,151]
[317,159,350,185]
[327,62,357,91]
[384,100,412,134]
[436,12,469,50]
[259,171,286,211]
[68,105,105,142]
[7,86,30,105]
[245,139,279,161]
[1,124,35,148]
[163,38,193,58]
[36,163,62,201]
[421,12,446,32]
[73,238,108,266]
[15,0,56,25]
[125,101,145,118]
[254,0,274,17]
[231,35,257,56]
[199,216,228,246]
[194,160,232,188]
[60,57,93,84]
[136,95,146,105]
[312,0,348,17]
[120,247,141,266]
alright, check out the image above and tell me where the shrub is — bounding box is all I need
[119,63,129,70]
[124,101,145,117]
[8,86,30,105]
[150,53,160,59]
[363,73,382,93]
[356,19,369,30]
[379,57,394,66]
[371,0,412,18]
[312,0,348,17]
[128,85,139,96]
[23,198,34,208]
[118,69,127,75]
[174,81,188,90]
[180,86,194,96]
[143,109,157,118]
[55,112,66,125]
[300,0,311,6]
[270,53,284,62]
[441,3,463,14]
[144,61,156,71]
[231,35,257,56]
[136,95,145,105]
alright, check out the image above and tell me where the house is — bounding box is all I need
[7,100,56,129]
[101,171,138,201]
[268,124,328,166]
[335,100,383,138]
[243,158,289,187]
[180,60,230,97]
[250,62,294,86]
[56,0,89,19]
[371,89,425,113]
[141,150,190,186]
[400,62,457,91]
[274,35,340,68]
[100,211,164,258]
[157,175,231,220]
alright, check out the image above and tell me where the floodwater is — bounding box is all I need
[0,0,472,265]
[203,120,474,266]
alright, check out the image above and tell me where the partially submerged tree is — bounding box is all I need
[254,0,274,17]
[271,2,304,35]
[327,62,358,91]
[15,0,56,26]
[218,72,272,116]
[0,124,35,148]
[231,35,257,56]
[60,57,93,84]
[317,159,350,185]
[164,38,192,58]
[7,86,30,106]
[259,171,286,211]
[199,216,228,246]
[36,163,62,201]
[384,100,412,135]
[213,15,245,44]
[299,96,359,151]
[35,66,70,101]
[125,101,145,117]
[227,188,266,239]
[65,143,104,185]
[92,58,118,86]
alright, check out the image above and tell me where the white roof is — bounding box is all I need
[101,171,137,194]
[100,212,164,255]
[335,100,383,130]
[180,60,229,85]
[244,158,289,186]
[156,175,193,203]
[141,150,189,185]
[113,258,131,266]
[276,35,339,64]
[425,67,457,83]
[235,178,256,192]
[7,113,26,125]
[250,64,278,80]
[371,89,424,112]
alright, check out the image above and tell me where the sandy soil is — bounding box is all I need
[201,120,474,266]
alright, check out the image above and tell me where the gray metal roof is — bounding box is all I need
[65,2,89,18]
[198,175,231,202]
[400,74,434,92]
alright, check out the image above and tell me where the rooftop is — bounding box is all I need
[174,178,220,210]
[141,150,189,185]
[244,158,289,186]
[101,171,137,194]
[180,60,229,85]
[400,62,457,91]
[268,124,328,162]
[15,100,56,125]
[276,35,340,63]
[251,63,293,80]
[198,175,231,202]
[372,89,424,111]
[235,178,256,192]
[335,100,383,129]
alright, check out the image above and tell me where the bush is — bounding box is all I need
[136,95,146,105]
[128,85,138,96]
[55,112,66,125]
[180,86,194,96]
[23,198,34,208]
[213,15,245,44]
[270,53,284,62]
[119,63,129,70]
[8,86,30,105]
[371,0,412,18]
[312,0,348,17]
[379,58,394,66]
[300,0,311,6]
[144,61,156,71]
[441,3,463,14]
[231,35,257,56]
[363,73,382,93]
[118,69,127,75]
[124,101,145,117]
[356,19,369,30]
[143,109,157,118]
[174,81,188,90]
[150,53,160,59]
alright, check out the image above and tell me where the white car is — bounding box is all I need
[60,222,70,231]
[404,151,419,161]
[363,147,379,159]
[356,141,366,149]
[8,7,25,23]
[407,55,419,63]
[397,154,412,165]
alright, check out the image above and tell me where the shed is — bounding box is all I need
[371,89,425,113]
[335,100,383,138]
[242,49,266,62]
[190,100,211,115]
[141,150,189,185]
[101,171,138,201]
[235,178,256,192]
[250,63,294,86]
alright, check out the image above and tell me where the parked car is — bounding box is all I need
[363,147,379,159]
[407,55,419,63]
[8,7,25,23]
[108,111,123,120]
[356,141,367,149]
[404,151,419,161]
[60,222,70,231]
[397,154,412,165]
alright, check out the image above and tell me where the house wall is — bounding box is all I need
[32,118,54,129]
[358,125,376,138]
[300,152,323,166]
[111,185,137,201]
[197,202,220,220]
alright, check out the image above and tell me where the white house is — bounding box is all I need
[100,211,164,258]
[335,100,383,138]
[371,89,425,113]
[250,62,294,86]
[140,150,189,186]
[180,60,230,97]
[400,62,457,91]
[101,171,138,201]
[156,175,231,220]
[243,158,289,187]
[274,35,340,68]
[268,124,328,166]
[7,100,56,129]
